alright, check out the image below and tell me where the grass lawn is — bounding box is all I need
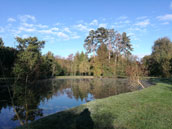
[17,79,172,129]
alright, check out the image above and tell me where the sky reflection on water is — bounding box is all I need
[0,78,131,129]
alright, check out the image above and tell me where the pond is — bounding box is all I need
[0,78,133,129]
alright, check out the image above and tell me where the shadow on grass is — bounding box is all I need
[149,78,172,85]
[167,86,172,91]
[19,108,94,129]
[148,78,172,91]
[18,108,124,129]
[76,108,94,129]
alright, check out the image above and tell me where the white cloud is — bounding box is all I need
[112,24,125,28]
[162,22,169,25]
[116,20,130,24]
[19,15,36,22]
[128,27,141,31]
[22,23,48,29]
[51,27,59,31]
[128,26,147,33]
[170,2,172,9]
[39,29,54,34]
[55,22,60,26]
[18,27,36,32]
[39,28,69,40]
[22,34,30,38]
[98,23,107,28]
[136,16,147,20]
[123,20,130,24]
[117,16,128,20]
[74,24,89,31]
[39,27,59,34]
[157,14,172,21]
[90,19,98,26]
[22,23,34,27]
[128,32,135,37]
[102,18,106,21]
[127,32,139,41]
[135,19,150,27]
[7,18,16,22]
[70,32,80,39]
[57,32,69,40]
[36,24,48,28]
[64,27,71,33]
[112,20,130,28]
[43,36,55,41]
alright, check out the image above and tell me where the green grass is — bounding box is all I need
[17,79,172,129]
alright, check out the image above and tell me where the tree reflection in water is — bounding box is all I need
[0,78,131,128]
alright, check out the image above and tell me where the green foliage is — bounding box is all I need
[41,52,62,78]
[0,45,18,77]
[83,28,133,77]
[1,27,134,79]
[79,58,90,75]
[93,60,102,77]
[94,43,111,76]
[0,37,4,47]
[121,32,133,55]
[73,52,90,75]
[13,50,41,81]
[84,27,108,56]
[13,37,45,81]
[143,37,172,77]
[16,37,45,52]
[12,37,62,81]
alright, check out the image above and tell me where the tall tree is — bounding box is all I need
[0,37,4,47]
[152,37,172,77]
[79,55,90,75]
[13,37,45,82]
[106,29,117,63]
[126,56,145,88]
[121,32,133,56]
[94,43,112,76]
[67,54,74,75]
[16,37,44,52]
[143,37,172,77]
[84,27,108,58]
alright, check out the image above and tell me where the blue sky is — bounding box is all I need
[0,0,172,58]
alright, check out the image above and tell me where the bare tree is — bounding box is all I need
[126,56,145,88]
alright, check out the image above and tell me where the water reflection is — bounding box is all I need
[0,78,131,129]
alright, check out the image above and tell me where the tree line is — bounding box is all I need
[0,27,171,82]
[0,37,61,82]
[56,27,134,77]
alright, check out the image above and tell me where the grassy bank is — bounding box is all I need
[17,79,172,129]
[55,76,94,79]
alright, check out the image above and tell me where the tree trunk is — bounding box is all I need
[109,51,111,63]
[25,75,28,84]
[137,79,145,88]
[7,86,24,126]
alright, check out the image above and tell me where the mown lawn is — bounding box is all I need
[17,79,172,129]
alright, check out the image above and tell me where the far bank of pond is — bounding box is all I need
[16,78,172,129]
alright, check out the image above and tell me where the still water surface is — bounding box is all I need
[0,78,131,129]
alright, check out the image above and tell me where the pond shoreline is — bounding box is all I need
[1,77,133,129]
[16,78,172,129]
